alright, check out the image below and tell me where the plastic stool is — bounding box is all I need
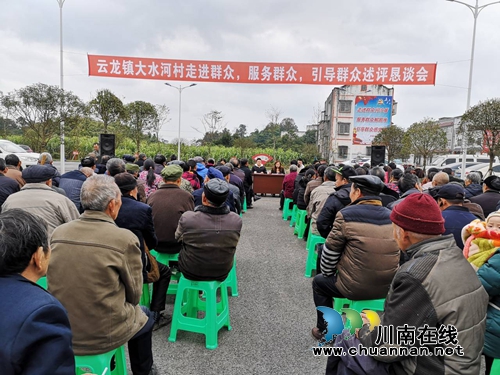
[242,197,247,213]
[304,228,325,277]
[351,299,385,312]
[492,358,500,374]
[282,198,293,220]
[75,345,127,375]
[334,298,352,313]
[289,205,298,227]
[36,276,48,290]
[293,209,308,239]
[140,283,151,308]
[168,275,231,350]
[151,250,180,295]
[224,259,239,297]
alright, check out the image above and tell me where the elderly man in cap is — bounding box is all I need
[147,165,194,254]
[38,152,61,187]
[435,183,477,250]
[4,154,25,187]
[471,175,500,217]
[325,193,489,375]
[0,158,20,209]
[176,178,242,281]
[216,165,241,214]
[193,167,236,212]
[312,175,400,341]
[2,165,79,236]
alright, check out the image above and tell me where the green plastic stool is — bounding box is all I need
[304,227,325,277]
[293,209,308,239]
[289,205,298,227]
[224,259,239,297]
[492,358,500,374]
[350,299,385,312]
[140,283,151,308]
[282,198,293,220]
[168,275,231,350]
[75,345,127,375]
[242,197,247,213]
[151,250,180,295]
[334,298,352,313]
[36,276,48,290]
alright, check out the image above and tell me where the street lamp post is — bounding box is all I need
[164,83,197,159]
[446,0,500,173]
[57,0,66,173]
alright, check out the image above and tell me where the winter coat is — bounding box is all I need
[58,169,87,212]
[441,205,477,250]
[295,177,309,210]
[196,163,208,179]
[471,190,500,217]
[176,205,242,281]
[358,235,488,375]
[304,177,323,206]
[49,210,148,355]
[251,165,267,174]
[182,171,201,190]
[387,188,421,210]
[465,183,483,199]
[282,171,297,199]
[307,181,336,236]
[0,173,20,209]
[316,183,352,238]
[193,188,236,213]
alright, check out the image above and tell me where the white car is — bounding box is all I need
[0,139,40,166]
[459,162,500,179]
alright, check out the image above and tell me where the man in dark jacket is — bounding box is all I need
[387,173,422,210]
[464,171,483,199]
[471,175,500,217]
[225,162,245,205]
[0,158,20,209]
[38,152,61,187]
[316,165,357,238]
[240,158,254,208]
[147,165,195,254]
[279,165,298,210]
[312,175,400,340]
[176,178,242,281]
[59,158,95,212]
[193,167,236,212]
[153,154,167,175]
[251,158,267,174]
[436,183,477,249]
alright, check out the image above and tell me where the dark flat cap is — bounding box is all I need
[484,175,500,191]
[207,167,224,180]
[215,166,230,177]
[122,154,136,163]
[22,165,57,183]
[204,178,229,206]
[435,184,465,200]
[349,175,385,195]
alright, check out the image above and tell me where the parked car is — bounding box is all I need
[0,139,40,166]
[458,163,500,179]
[17,144,33,153]
[436,162,482,178]
[430,154,495,167]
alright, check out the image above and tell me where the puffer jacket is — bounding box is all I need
[477,250,500,358]
[359,235,488,375]
[465,183,483,199]
[322,197,399,299]
[176,205,242,281]
[316,183,352,238]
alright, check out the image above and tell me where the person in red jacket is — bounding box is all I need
[279,164,298,210]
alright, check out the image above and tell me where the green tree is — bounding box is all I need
[125,101,158,152]
[88,89,126,134]
[372,125,407,162]
[302,129,317,144]
[233,137,256,156]
[403,118,447,170]
[215,128,234,147]
[233,124,247,139]
[1,83,84,152]
[151,104,170,142]
[0,116,21,136]
[280,117,298,135]
[459,99,500,174]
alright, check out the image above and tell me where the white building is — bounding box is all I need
[438,116,462,152]
[317,84,397,163]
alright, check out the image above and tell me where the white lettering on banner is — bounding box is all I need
[148,62,159,77]
[324,67,336,82]
[350,67,362,82]
[223,65,235,80]
[261,66,272,81]
[363,67,375,82]
[376,67,388,82]
[286,66,297,81]
[160,63,171,77]
[135,61,147,76]
[390,67,401,82]
[337,67,349,82]
[123,60,134,75]
[97,59,108,73]
[211,65,222,79]
[198,64,210,79]
[274,66,285,81]
[416,67,429,82]
[249,66,259,81]
[312,67,322,82]
[173,63,184,78]
[185,63,197,79]
[403,67,415,82]
[110,59,121,74]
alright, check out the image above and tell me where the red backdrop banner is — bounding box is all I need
[88,55,437,85]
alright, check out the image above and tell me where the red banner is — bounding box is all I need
[88,55,437,85]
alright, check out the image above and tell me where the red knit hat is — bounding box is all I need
[390,193,445,235]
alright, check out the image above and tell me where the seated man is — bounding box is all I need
[192,167,236,212]
[49,175,158,375]
[312,175,400,340]
[176,178,242,281]
[326,193,488,375]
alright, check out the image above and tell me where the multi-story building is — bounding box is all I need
[438,116,462,153]
[317,84,397,163]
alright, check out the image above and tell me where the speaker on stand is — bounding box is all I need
[370,145,386,167]
[98,134,116,163]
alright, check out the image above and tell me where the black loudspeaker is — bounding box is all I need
[371,145,386,166]
[99,133,116,162]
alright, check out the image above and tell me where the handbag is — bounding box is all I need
[144,243,160,283]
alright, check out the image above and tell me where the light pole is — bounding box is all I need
[446,0,500,173]
[164,83,197,159]
[57,0,66,173]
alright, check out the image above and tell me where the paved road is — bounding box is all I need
[149,197,327,374]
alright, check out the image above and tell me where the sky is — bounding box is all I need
[1,0,499,143]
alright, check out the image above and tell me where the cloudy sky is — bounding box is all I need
[1,0,499,143]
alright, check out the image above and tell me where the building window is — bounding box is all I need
[338,122,350,135]
[339,146,348,158]
[339,100,352,113]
